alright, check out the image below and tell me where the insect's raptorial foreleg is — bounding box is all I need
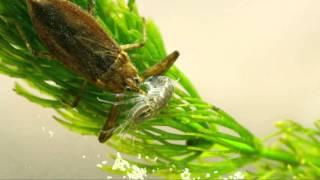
[15,23,54,60]
[120,18,147,51]
[87,0,96,15]
[98,104,120,143]
[142,50,179,80]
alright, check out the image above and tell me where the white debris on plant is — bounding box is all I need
[96,163,103,168]
[181,168,191,180]
[224,171,245,180]
[112,153,148,180]
[205,173,211,178]
[112,153,130,171]
[127,165,147,180]
[232,171,244,180]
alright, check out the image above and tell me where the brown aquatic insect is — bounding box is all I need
[23,0,179,142]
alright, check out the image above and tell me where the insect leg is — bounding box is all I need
[141,50,180,80]
[87,0,96,15]
[15,23,54,60]
[70,81,88,107]
[98,104,120,143]
[62,81,88,108]
[120,18,147,51]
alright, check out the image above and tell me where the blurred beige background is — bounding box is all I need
[2,0,320,178]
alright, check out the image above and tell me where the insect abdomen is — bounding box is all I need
[27,0,121,81]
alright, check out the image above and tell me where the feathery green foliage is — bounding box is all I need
[0,0,319,179]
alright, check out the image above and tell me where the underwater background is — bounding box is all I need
[1,0,320,178]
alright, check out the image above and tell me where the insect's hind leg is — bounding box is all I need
[15,23,54,60]
[141,51,180,80]
[98,104,120,143]
[120,18,147,51]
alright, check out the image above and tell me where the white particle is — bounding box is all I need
[197,177,200,180]
[153,157,158,162]
[127,165,147,180]
[82,155,86,159]
[181,168,191,180]
[137,154,141,160]
[106,176,113,179]
[123,176,127,179]
[205,173,211,178]
[102,160,108,165]
[145,156,150,160]
[152,169,156,173]
[213,170,218,174]
[48,130,54,138]
[112,153,130,171]
[96,164,103,168]
[232,171,244,180]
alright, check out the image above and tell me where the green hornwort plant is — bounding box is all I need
[0,0,319,179]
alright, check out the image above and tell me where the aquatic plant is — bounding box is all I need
[0,0,319,179]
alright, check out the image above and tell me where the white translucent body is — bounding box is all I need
[127,76,174,122]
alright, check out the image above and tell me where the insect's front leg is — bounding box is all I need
[98,104,120,143]
[15,23,54,60]
[120,18,147,51]
[141,50,180,80]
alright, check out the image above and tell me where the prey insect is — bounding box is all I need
[98,76,175,135]
[25,0,179,143]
